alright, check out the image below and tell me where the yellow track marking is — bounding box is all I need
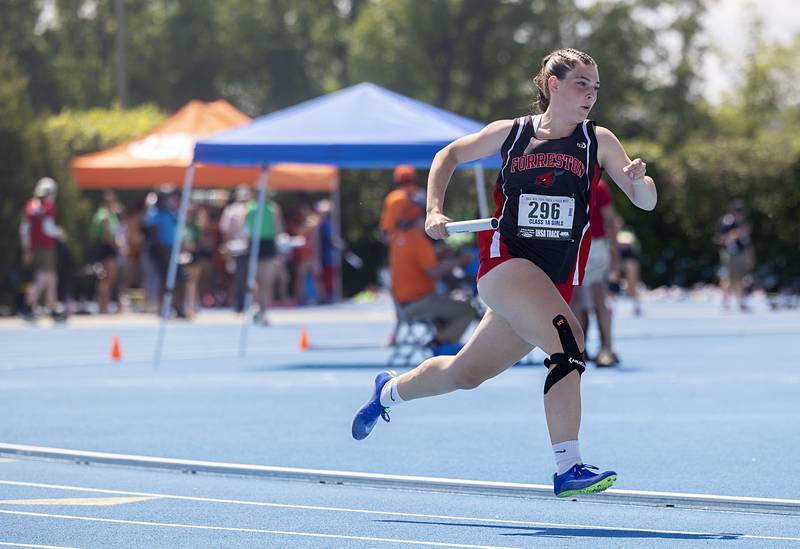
[0,496,157,506]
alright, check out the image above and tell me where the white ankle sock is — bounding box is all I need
[553,439,581,475]
[379,377,405,408]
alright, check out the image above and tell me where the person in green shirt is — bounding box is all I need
[246,194,285,325]
[92,191,123,313]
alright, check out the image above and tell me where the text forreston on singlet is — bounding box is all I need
[510,153,586,178]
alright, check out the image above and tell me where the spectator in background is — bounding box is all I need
[717,199,755,312]
[316,199,341,302]
[390,206,474,355]
[246,192,285,324]
[380,165,426,241]
[615,217,642,316]
[219,185,251,312]
[118,202,145,310]
[91,190,123,313]
[140,192,162,312]
[569,179,619,367]
[194,205,219,308]
[144,186,186,318]
[19,177,67,321]
[182,203,204,318]
[293,203,324,305]
[273,230,293,307]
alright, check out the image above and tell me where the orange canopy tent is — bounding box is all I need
[71,100,338,191]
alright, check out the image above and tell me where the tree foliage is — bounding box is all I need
[1,0,799,298]
[0,47,36,305]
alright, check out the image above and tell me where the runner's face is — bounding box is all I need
[553,63,599,120]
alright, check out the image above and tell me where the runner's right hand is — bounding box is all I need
[425,211,452,240]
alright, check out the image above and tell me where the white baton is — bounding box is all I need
[444,217,499,234]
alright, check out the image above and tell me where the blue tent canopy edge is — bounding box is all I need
[193,82,502,170]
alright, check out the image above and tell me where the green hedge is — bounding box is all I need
[0,102,164,310]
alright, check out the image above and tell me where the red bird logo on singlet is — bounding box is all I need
[534,169,565,188]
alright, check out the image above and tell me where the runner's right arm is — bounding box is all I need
[426,120,514,240]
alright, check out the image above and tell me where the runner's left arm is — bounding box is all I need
[596,126,657,211]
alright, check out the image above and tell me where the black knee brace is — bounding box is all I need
[543,315,586,394]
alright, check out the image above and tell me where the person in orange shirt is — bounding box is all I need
[380,165,426,240]
[390,207,474,354]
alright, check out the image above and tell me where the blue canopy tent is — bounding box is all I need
[156,83,501,362]
[194,82,500,169]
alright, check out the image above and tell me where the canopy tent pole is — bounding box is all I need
[238,166,269,358]
[333,182,343,302]
[154,163,196,369]
[474,163,489,218]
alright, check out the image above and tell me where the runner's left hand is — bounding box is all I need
[623,158,647,182]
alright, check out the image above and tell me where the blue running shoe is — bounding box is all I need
[553,463,617,498]
[351,371,397,440]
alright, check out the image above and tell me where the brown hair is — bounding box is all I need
[533,48,596,112]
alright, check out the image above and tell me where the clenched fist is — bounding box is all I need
[425,211,452,240]
[622,158,647,182]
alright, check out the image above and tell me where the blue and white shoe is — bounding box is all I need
[553,463,617,498]
[351,371,397,440]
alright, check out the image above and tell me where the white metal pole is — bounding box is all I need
[474,163,489,218]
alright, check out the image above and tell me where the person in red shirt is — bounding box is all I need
[569,179,620,366]
[20,177,67,321]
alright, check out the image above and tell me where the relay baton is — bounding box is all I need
[444,217,499,234]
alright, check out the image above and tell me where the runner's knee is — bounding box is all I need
[543,314,586,394]
[450,367,486,390]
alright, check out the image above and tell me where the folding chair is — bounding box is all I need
[387,299,435,368]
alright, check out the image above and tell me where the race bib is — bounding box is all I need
[517,194,575,240]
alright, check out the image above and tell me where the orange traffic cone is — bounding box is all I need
[299,327,310,351]
[110,335,122,361]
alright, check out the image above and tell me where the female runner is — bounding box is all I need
[353,48,657,497]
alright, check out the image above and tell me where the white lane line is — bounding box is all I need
[0,510,514,549]
[0,543,79,549]
[1,480,797,543]
[2,443,798,514]
[0,496,157,506]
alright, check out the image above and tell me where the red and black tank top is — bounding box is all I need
[478,115,603,285]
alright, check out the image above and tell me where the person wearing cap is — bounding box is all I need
[380,165,427,241]
[19,177,67,321]
[389,205,475,354]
